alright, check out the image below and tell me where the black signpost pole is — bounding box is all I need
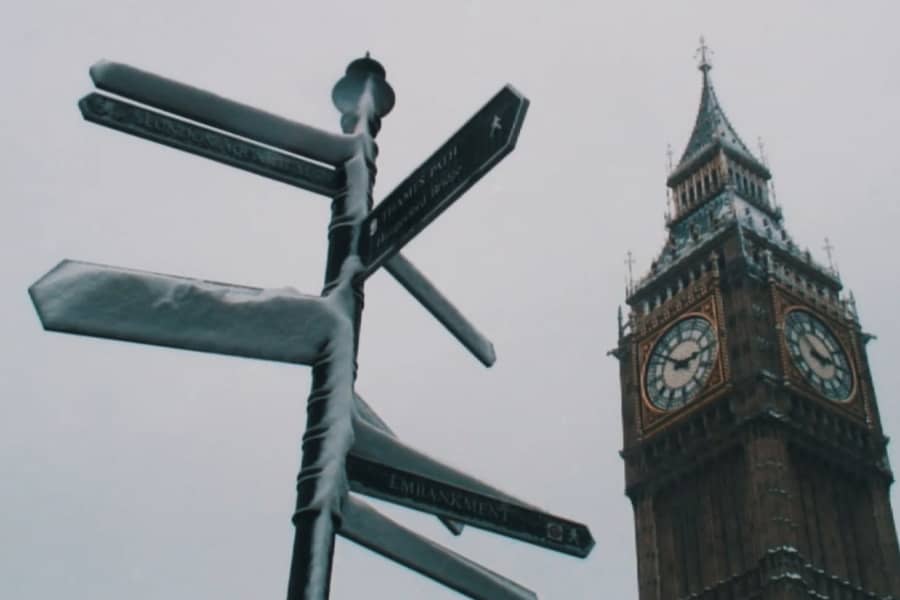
[286,56,394,600]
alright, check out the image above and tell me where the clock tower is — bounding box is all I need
[614,43,900,599]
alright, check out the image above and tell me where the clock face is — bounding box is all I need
[784,310,853,401]
[644,316,718,411]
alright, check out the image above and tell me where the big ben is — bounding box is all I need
[614,41,900,599]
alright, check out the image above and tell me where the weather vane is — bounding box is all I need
[696,36,713,72]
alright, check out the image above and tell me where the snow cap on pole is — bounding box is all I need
[332,52,395,134]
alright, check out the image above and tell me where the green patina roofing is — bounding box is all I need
[669,54,769,184]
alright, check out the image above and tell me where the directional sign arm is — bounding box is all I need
[338,497,537,600]
[348,416,594,557]
[90,60,358,167]
[346,453,593,558]
[385,254,495,367]
[350,416,536,508]
[29,260,338,365]
[360,86,529,275]
[79,93,342,196]
[353,393,465,536]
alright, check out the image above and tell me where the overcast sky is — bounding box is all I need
[4,1,900,599]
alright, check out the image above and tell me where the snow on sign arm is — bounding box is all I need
[359,85,529,277]
[89,60,358,167]
[29,260,339,365]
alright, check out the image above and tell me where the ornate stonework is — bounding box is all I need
[615,46,900,600]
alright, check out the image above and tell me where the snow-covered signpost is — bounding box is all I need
[29,56,593,599]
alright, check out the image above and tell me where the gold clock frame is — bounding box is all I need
[771,284,867,421]
[781,306,857,404]
[635,290,729,434]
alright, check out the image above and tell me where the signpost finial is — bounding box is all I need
[333,54,395,134]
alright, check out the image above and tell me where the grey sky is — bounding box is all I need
[4,1,900,598]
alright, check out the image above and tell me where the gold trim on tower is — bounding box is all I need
[636,290,728,434]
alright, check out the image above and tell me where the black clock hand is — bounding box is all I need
[663,355,687,370]
[809,345,833,367]
[664,348,704,370]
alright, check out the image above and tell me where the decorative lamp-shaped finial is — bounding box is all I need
[332,53,395,135]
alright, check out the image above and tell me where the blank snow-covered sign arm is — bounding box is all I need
[29,260,341,366]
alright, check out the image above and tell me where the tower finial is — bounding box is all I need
[757,136,769,167]
[696,36,713,73]
[823,237,838,274]
[625,250,636,295]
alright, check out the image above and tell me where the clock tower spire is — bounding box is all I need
[615,41,900,600]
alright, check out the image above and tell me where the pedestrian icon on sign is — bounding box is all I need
[490,115,503,138]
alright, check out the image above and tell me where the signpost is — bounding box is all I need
[30,56,594,599]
